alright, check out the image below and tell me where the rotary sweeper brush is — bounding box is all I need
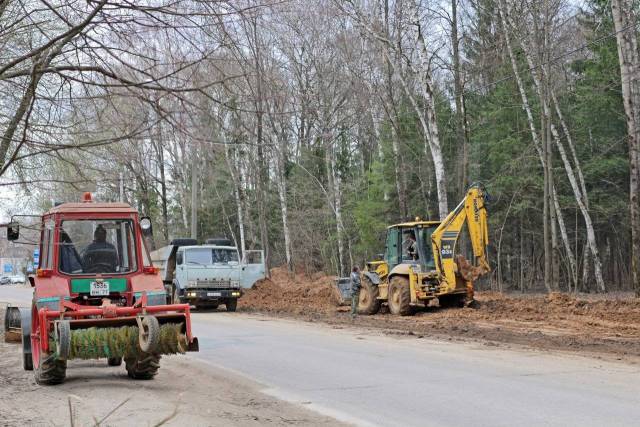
[6,193,198,385]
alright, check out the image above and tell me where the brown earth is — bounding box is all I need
[0,306,343,427]
[239,267,640,361]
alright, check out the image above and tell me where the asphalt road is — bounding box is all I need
[3,285,640,427]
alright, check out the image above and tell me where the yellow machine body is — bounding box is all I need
[360,185,490,315]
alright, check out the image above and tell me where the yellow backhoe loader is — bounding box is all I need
[359,184,490,316]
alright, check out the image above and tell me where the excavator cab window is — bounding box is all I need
[384,227,400,269]
[417,226,437,270]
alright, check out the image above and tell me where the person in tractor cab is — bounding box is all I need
[82,225,118,273]
[402,230,418,261]
[59,231,83,274]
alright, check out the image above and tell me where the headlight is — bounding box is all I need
[232,291,240,297]
[187,292,197,297]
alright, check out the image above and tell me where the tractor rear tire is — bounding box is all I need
[35,354,66,385]
[388,276,413,316]
[226,299,238,312]
[108,357,122,366]
[358,277,381,315]
[125,353,161,380]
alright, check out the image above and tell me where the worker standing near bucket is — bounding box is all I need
[350,266,361,318]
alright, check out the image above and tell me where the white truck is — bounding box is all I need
[150,238,265,311]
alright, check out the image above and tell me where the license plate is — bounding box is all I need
[90,281,109,296]
[207,292,221,297]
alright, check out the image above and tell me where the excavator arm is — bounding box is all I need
[430,184,490,297]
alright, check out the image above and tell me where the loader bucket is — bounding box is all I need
[4,305,23,343]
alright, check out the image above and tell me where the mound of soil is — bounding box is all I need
[239,267,340,314]
[240,268,640,360]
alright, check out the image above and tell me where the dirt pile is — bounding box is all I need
[240,271,640,359]
[239,267,340,314]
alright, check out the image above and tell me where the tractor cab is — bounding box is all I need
[384,220,440,272]
[35,195,160,307]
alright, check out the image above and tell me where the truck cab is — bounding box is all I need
[151,239,265,311]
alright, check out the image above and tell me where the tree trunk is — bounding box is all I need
[512,16,606,291]
[276,138,293,272]
[451,0,469,198]
[498,0,578,291]
[611,0,640,296]
[406,0,449,219]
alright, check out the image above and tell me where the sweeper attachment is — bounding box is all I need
[8,193,198,385]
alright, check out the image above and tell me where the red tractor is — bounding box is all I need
[8,193,198,385]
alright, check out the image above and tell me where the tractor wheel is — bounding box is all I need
[56,320,71,360]
[138,316,160,353]
[125,353,161,380]
[35,353,67,385]
[107,357,122,366]
[23,352,33,371]
[388,276,413,316]
[226,299,238,312]
[358,277,381,315]
[21,309,33,371]
[31,307,66,385]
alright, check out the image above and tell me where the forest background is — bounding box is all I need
[1,0,639,295]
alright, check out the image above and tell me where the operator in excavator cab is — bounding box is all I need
[402,230,418,261]
[82,225,118,273]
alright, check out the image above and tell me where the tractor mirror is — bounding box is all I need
[140,217,153,236]
[7,223,19,241]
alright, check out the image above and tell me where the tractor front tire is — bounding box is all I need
[23,352,33,371]
[358,277,381,315]
[388,276,413,316]
[35,354,66,385]
[125,353,161,380]
[108,357,122,366]
[139,316,160,353]
[226,298,238,312]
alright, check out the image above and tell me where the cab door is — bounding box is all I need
[240,250,265,288]
[384,228,400,270]
[175,249,187,290]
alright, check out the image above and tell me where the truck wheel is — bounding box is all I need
[107,357,122,366]
[172,287,180,304]
[388,276,413,316]
[35,354,67,385]
[358,277,381,315]
[125,353,160,380]
[226,299,238,312]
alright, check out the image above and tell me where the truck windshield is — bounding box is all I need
[59,219,138,275]
[186,248,239,265]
